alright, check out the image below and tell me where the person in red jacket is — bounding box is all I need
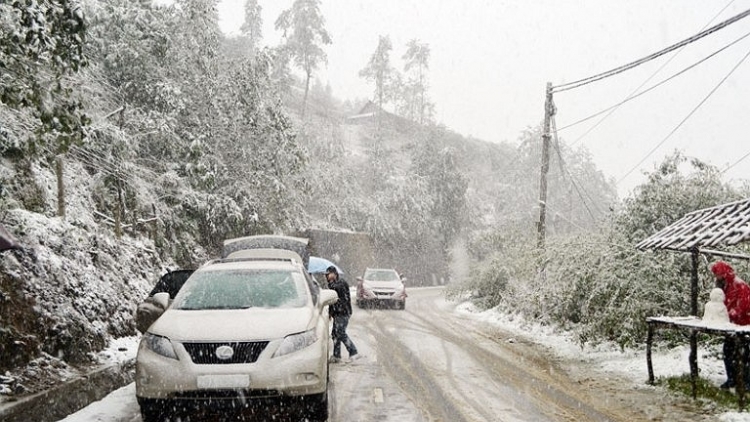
[712,261,750,389]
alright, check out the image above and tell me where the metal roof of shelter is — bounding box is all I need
[636,197,750,257]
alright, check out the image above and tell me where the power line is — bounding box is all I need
[550,116,601,222]
[552,6,750,93]
[559,0,738,143]
[558,28,750,135]
[721,149,750,174]
[542,201,588,232]
[617,46,750,184]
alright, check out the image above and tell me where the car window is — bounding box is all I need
[364,270,399,282]
[148,269,195,299]
[172,269,308,310]
[305,272,321,302]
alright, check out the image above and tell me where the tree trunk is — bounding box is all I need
[115,177,123,239]
[56,155,65,218]
[302,70,311,119]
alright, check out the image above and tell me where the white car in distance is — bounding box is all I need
[356,267,407,310]
[135,248,338,421]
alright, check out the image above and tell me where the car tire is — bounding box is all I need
[303,391,329,421]
[398,301,406,310]
[138,398,167,422]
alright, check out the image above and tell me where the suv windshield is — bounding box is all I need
[364,269,400,282]
[173,269,308,310]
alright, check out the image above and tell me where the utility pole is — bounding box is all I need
[537,82,554,248]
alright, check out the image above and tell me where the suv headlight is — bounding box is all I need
[142,333,178,359]
[273,329,317,358]
[360,282,376,298]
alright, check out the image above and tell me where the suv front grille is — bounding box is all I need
[171,389,280,399]
[182,341,269,364]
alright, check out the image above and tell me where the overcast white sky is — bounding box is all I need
[217,0,750,197]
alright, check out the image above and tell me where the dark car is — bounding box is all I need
[135,269,195,333]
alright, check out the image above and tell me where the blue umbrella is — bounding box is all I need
[308,256,344,274]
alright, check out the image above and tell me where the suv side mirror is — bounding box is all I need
[153,292,170,309]
[320,289,339,307]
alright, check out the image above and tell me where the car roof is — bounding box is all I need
[202,248,306,271]
[225,248,304,262]
[221,235,310,266]
[223,235,308,248]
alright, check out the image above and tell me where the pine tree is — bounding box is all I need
[400,39,434,124]
[275,0,331,118]
[359,35,397,112]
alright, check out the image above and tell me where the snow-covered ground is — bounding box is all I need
[452,301,750,422]
[56,296,750,422]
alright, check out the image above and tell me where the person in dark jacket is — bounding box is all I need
[712,261,750,389]
[326,265,359,363]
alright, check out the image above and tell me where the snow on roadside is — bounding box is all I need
[451,300,750,422]
[55,384,135,422]
[94,336,139,365]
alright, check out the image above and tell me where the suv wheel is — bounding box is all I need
[138,398,168,422]
[303,391,329,421]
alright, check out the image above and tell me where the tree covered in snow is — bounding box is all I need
[274,0,331,118]
[0,0,310,392]
[0,0,89,156]
[501,125,616,234]
[399,39,434,124]
[82,0,309,253]
[359,35,399,113]
[615,151,740,244]
[240,0,263,50]
[411,129,467,250]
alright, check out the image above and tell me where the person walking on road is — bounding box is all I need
[326,265,359,363]
[712,260,750,389]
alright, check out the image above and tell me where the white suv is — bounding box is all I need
[135,248,338,421]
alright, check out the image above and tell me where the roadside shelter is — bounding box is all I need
[636,197,750,407]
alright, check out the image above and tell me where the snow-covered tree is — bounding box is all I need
[359,35,399,112]
[615,151,741,243]
[274,0,331,118]
[240,0,263,50]
[0,0,89,155]
[399,39,434,124]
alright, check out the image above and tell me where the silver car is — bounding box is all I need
[356,267,407,310]
[135,248,338,421]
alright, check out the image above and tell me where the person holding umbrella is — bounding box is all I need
[326,265,359,363]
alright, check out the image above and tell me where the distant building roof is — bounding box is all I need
[346,100,413,128]
[636,197,750,253]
